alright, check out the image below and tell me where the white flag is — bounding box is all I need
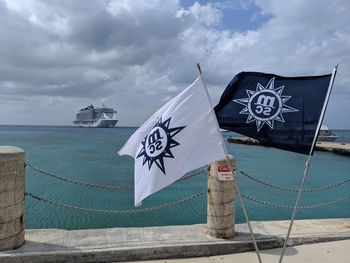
[118,76,226,206]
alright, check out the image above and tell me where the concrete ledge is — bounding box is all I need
[1,218,350,262]
[227,137,350,156]
[314,141,350,156]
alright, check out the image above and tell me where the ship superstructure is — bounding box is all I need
[73,104,118,128]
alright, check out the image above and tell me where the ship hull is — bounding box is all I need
[73,119,118,128]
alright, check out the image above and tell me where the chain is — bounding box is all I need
[239,170,350,193]
[25,190,206,214]
[26,163,349,211]
[26,163,133,190]
[25,163,206,190]
[179,169,207,181]
[241,193,350,209]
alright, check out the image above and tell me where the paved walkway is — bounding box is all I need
[123,240,350,263]
[1,218,350,262]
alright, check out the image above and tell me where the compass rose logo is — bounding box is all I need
[233,77,299,131]
[136,117,185,175]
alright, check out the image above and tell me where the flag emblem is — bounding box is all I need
[136,117,185,175]
[233,77,299,131]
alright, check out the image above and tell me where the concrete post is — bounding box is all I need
[206,155,236,239]
[0,146,25,251]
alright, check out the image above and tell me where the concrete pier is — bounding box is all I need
[0,146,25,251]
[0,218,349,263]
[124,240,350,263]
[314,141,350,155]
[228,137,350,156]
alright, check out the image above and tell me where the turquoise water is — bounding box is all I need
[1,125,349,229]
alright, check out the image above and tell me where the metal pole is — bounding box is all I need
[197,63,263,263]
[277,155,312,263]
[224,155,263,263]
[278,64,338,263]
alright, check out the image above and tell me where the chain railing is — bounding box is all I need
[239,170,350,193]
[25,163,206,191]
[241,193,350,209]
[237,170,350,209]
[25,163,208,214]
[25,163,349,213]
[25,189,207,214]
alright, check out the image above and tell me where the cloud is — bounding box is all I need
[0,0,349,128]
[184,2,223,27]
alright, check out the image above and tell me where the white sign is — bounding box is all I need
[217,165,234,181]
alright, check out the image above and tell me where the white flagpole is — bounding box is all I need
[278,64,338,263]
[197,63,263,263]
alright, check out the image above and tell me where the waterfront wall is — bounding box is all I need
[0,146,238,252]
[0,146,25,251]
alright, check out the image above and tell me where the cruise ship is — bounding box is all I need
[73,104,118,128]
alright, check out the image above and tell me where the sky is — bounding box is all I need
[0,0,349,128]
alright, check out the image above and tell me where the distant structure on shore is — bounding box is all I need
[318,125,338,142]
[73,104,118,128]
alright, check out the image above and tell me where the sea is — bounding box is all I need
[1,125,349,230]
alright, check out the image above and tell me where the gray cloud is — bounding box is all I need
[0,0,349,128]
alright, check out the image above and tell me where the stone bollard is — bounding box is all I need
[206,155,236,239]
[0,146,25,251]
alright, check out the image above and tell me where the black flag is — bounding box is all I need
[215,71,332,155]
